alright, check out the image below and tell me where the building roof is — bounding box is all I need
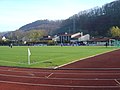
[90,37,111,42]
[72,35,81,38]
[41,36,53,40]
[60,34,72,36]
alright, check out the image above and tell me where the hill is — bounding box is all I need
[19,20,62,35]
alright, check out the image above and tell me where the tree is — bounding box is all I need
[26,30,47,42]
[110,26,120,38]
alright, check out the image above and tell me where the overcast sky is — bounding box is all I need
[0,0,115,32]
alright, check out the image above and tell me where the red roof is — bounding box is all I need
[60,34,72,36]
[90,37,111,42]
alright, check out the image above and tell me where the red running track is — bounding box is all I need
[0,49,120,90]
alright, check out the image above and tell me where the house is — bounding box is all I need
[59,32,72,43]
[29,35,54,46]
[2,36,7,41]
[54,32,90,45]
[88,37,115,46]
[70,32,82,42]
[71,33,90,43]
[52,35,60,42]
[78,34,90,42]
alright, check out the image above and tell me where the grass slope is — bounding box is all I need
[0,46,117,68]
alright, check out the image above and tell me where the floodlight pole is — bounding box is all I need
[73,15,76,33]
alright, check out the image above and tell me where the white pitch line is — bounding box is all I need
[0,59,52,65]
[0,80,119,88]
[30,59,52,65]
[55,48,120,69]
[0,60,27,65]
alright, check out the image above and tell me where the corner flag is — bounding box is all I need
[28,48,31,56]
[28,48,31,65]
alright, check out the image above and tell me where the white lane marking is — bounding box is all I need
[0,73,120,81]
[0,68,120,77]
[0,80,119,88]
[115,79,120,85]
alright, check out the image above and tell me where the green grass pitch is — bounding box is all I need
[0,46,117,68]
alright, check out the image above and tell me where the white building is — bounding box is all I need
[71,32,90,42]
[2,36,7,41]
[78,34,90,41]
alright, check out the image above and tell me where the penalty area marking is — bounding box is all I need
[0,59,26,65]
[30,59,52,65]
[0,59,52,65]
[54,48,120,69]
[30,55,70,65]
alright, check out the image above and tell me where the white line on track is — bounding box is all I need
[0,73,120,81]
[46,73,53,78]
[0,68,120,76]
[114,79,120,85]
[0,80,119,88]
[0,73,40,79]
